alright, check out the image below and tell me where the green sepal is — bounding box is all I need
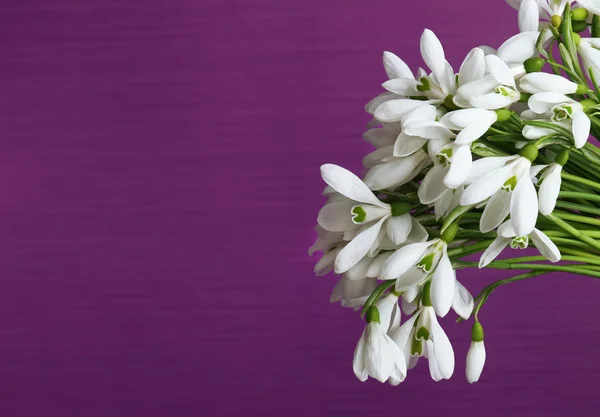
[571,7,589,22]
[441,222,458,243]
[555,150,570,166]
[523,57,545,73]
[519,144,539,162]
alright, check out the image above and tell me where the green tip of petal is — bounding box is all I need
[421,281,432,307]
[416,327,430,341]
[472,322,484,342]
[365,306,380,324]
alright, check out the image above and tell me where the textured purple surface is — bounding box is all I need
[0,0,598,416]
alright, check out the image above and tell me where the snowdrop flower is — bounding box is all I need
[538,151,569,215]
[390,295,454,381]
[461,145,541,236]
[578,37,600,81]
[527,92,591,148]
[353,306,407,383]
[376,30,486,122]
[455,55,521,110]
[318,164,422,273]
[466,322,486,383]
[309,225,343,256]
[376,292,402,334]
[479,220,561,268]
[330,275,378,309]
[506,0,597,25]
[381,224,470,318]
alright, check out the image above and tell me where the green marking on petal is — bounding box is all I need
[411,337,423,356]
[416,77,431,92]
[417,253,436,273]
[510,236,529,249]
[351,206,367,223]
[552,105,574,122]
[437,148,453,166]
[416,327,430,341]
[502,176,518,192]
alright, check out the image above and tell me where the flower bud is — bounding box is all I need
[576,84,590,95]
[571,32,582,46]
[466,322,486,383]
[551,14,562,27]
[523,57,545,73]
[571,8,589,22]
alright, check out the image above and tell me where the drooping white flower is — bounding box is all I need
[390,305,454,381]
[380,227,472,318]
[466,322,486,383]
[479,220,561,268]
[461,150,541,236]
[527,92,591,148]
[353,306,407,383]
[578,37,600,84]
[318,164,424,273]
[330,275,378,309]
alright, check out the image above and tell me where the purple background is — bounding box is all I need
[0,0,597,416]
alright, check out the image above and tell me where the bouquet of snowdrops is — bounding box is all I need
[310,0,600,385]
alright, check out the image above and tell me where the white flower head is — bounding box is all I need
[353,306,407,383]
[479,220,561,268]
[466,322,486,383]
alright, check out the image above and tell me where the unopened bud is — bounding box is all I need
[571,8,589,22]
[524,57,545,73]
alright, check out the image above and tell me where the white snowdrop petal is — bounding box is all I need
[353,330,369,382]
[395,265,429,292]
[375,99,428,123]
[452,280,474,320]
[364,150,429,191]
[363,129,396,148]
[573,111,591,149]
[470,93,515,110]
[519,73,578,94]
[577,0,600,15]
[539,164,562,215]
[444,145,472,189]
[511,175,538,237]
[459,47,485,86]
[335,217,389,274]
[497,31,539,64]
[528,92,571,114]
[320,164,387,207]
[465,156,516,184]
[480,190,511,233]
[454,112,498,145]
[461,162,515,205]
[466,341,486,384]
[383,51,413,79]
[531,228,561,262]
[518,0,540,33]
[420,29,446,81]
[419,164,449,204]
[380,242,431,280]
[386,213,413,246]
[404,121,456,141]
[365,324,395,382]
[365,92,397,115]
[367,252,393,278]
[479,237,511,268]
[317,200,358,232]
[382,78,420,96]
[430,251,456,318]
[430,315,455,379]
[486,54,516,89]
[393,134,428,157]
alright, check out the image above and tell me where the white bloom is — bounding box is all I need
[318,164,423,273]
[390,306,454,381]
[527,92,591,148]
[380,236,473,318]
[479,220,561,268]
[353,306,407,383]
[461,153,540,236]
[466,322,486,383]
[578,38,600,82]
[455,55,521,110]
[330,275,378,309]
[376,292,402,333]
[309,225,343,256]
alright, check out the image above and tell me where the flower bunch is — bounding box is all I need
[310,0,600,384]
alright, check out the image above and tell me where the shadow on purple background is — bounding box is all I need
[0,0,597,416]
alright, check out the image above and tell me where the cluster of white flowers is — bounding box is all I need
[310,0,600,386]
